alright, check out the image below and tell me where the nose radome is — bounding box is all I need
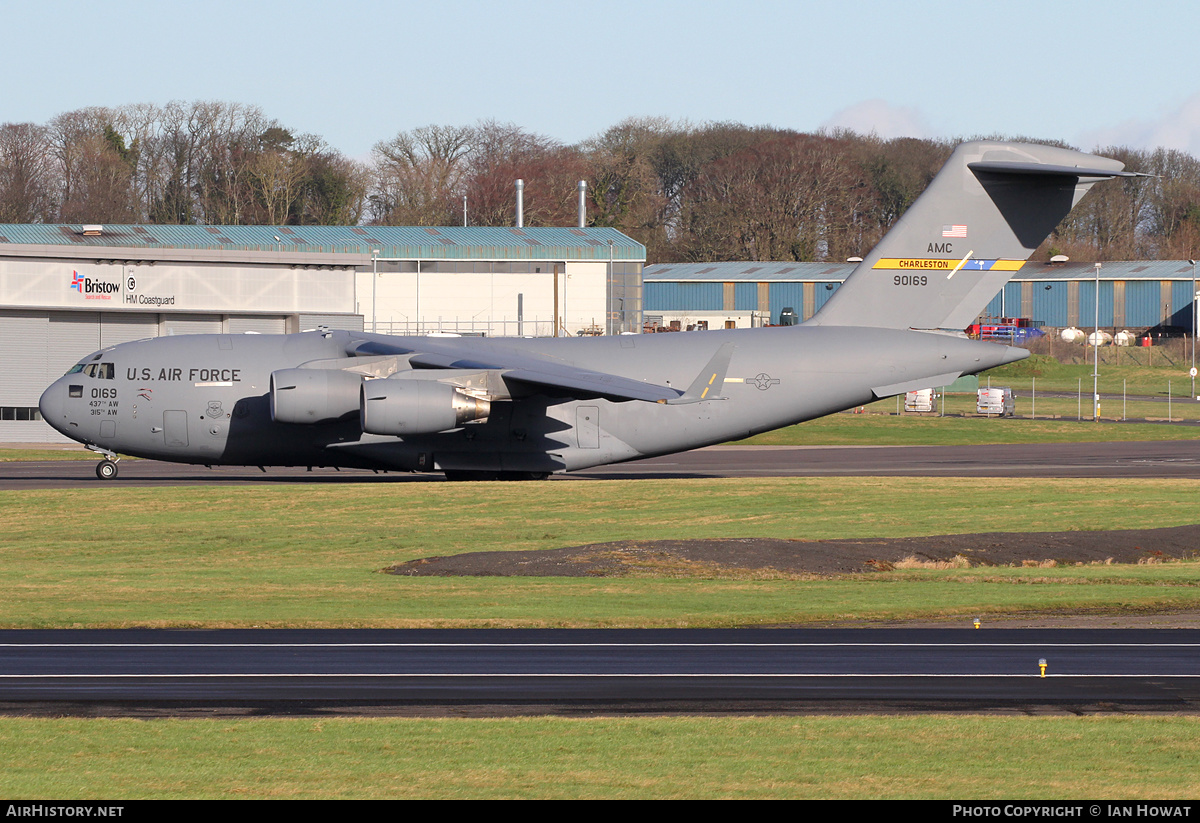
[38,380,67,436]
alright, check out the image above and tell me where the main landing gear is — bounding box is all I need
[443,470,551,481]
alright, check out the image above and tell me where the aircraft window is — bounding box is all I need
[82,364,97,377]
[97,363,114,379]
[0,407,42,421]
[66,364,84,375]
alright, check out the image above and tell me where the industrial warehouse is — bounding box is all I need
[643,260,1200,333]
[0,224,643,442]
[4,220,1200,443]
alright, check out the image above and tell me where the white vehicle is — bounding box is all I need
[904,389,936,413]
[977,387,1015,417]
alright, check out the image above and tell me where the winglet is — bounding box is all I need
[667,342,735,405]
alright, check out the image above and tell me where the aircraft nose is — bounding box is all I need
[38,380,69,436]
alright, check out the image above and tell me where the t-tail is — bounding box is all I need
[807,141,1146,331]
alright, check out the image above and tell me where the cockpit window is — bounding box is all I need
[79,363,114,379]
[66,364,84,375]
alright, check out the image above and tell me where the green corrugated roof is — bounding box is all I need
[645,262,850,281]
[645,261,1200,282]
[0,224,644,261]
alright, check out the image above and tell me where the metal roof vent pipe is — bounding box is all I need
[578,180,587,228]
[515,179,524,228]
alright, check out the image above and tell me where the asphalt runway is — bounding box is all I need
[6,439,1200,487]
[8,445,1200,716]
[582,441,1200,480]
[2,629,1198,715]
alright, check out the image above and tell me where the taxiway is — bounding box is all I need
[5,440,1200,487]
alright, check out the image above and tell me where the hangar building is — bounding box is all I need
[644,260,1200,331]
[0,224,643,442]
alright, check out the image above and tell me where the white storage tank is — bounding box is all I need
[1060,327,1085,343]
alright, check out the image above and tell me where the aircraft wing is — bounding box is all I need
[346,336,685,403]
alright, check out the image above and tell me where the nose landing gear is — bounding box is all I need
[86,445,121,480]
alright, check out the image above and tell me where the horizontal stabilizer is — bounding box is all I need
[967,161,1150,179]
[871,372,963,400]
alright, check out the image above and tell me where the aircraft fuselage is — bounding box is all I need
[39,326,1023,477]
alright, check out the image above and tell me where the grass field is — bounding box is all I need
[0,448,106,461]
[733,351,1200,445]
[2,715,1198,799]
[737,410,1200,446]
[4,477,1199,628]
[8,348,1200,798]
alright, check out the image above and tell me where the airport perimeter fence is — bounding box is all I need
[367,318,561,337]
[891,377,1200,423]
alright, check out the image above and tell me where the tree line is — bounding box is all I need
[2,101,1199,263]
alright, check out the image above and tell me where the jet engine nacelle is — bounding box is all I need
[270,368,364,425]
[360,378,491,436]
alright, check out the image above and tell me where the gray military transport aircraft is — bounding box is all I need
[40,141,1139,480]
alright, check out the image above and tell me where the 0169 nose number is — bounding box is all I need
[90,387,119,415]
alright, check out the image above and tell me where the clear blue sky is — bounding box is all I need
[6,0,1198,159]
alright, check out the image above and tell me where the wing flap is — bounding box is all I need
[408,352,499,370]
[501,367,680,403]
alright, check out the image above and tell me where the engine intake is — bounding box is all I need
[360,379,490,436]
[270,368,363,424]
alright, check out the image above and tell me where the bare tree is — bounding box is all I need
[1048,146,1154,260]
[46,108,139,223]
[672,133,863,262]
[371,124,474,225]
[192,102,272,224]
[0,122,54,222]
[301,150,369,225]
[582,117,674,252]
[460,121,584,227]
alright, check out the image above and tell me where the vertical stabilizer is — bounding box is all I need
[807,142,1142,330]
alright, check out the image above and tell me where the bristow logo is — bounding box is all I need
[70,271,119,299]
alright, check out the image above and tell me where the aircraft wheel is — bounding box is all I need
[444,470,550,481]
[499,471,550,481]
[95,459,118,480]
